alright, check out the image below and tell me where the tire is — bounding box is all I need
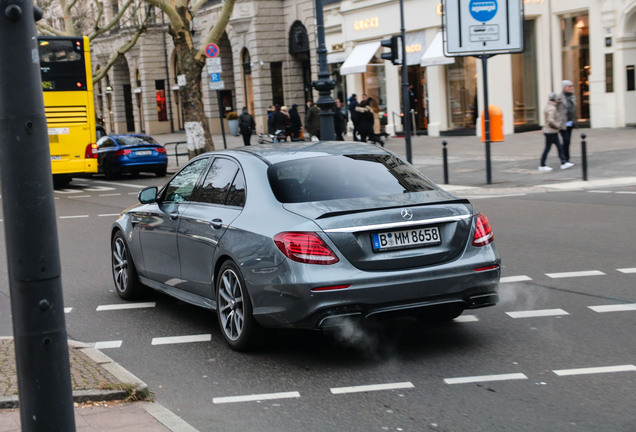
[103,164,119,180]
[111,231,144,300]
[216,261,261,351]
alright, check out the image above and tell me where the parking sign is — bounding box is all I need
[443,0,524,56]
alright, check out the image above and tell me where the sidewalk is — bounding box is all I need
[0,338,197,431]
[155,127,636,195]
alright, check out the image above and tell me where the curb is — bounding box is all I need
[0,339,148,409]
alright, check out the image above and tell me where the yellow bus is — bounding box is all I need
[38,36,98,185]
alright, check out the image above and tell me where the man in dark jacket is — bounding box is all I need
[305,100,320,139]
[289,104,302,141]
[238,107,256,146]
[348,94,358,140]
[333,99,346,141]
[268,104,290,141]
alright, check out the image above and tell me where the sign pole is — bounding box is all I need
[480,54,493,184]
[400,0,412,163]
[217,90,227,149]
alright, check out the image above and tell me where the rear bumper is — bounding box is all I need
[248,254,500,330]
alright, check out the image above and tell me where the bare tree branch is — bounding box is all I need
[88,0,136,40]
[37,21,68,36]
[93,24,146,82]
[194,0,235,62]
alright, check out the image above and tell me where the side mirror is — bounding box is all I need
[138,186,158,204]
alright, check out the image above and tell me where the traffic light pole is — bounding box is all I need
[313,0,336,141]
[0,2,76,431]
[399,0,412,163]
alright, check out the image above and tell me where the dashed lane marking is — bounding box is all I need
[444,373,528,385]
[95,340,123,349]
[617,268,636,274]
[213,391,301,404]
[99,193,122,197]
[553,365,636,377]
[151,334,212,345]
[506,309,569,319]
[546,270,605,278]
[64,307,72,313]
[500,275,532,283]
[96,302,156,311]
[454,315,479,323]
[98,213,121,217]
[59,215,89,219]
[588,304,636,313]
[67,195,92,199]
[330,382,414,395]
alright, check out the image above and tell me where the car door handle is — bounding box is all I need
[210,218,223,230]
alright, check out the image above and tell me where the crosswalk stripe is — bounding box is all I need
[588,304,636,313]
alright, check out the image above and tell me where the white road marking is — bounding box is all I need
[588,190,613,194]
[59,215,89,219]
[506,309,569,318]
[444,373,527,385]
[617,268,636,274]
[96,302,156,311]
[95,340,123,349]
[98,193,122,197]
[454,315,479,322]
[68,195,91,199]
[151,334,212,345]
[90,180,145,189]
[330,382,414,395]
[213,391,301,404]
[500,275,532,283]
[545,270,605,278]
[64,307,72,313]
[588,304,636,313]
[616,191,636,194]
[83,186,116,192]
[553,365,636,376]
[99,213,121,217]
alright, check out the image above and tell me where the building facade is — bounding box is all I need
[89,0,636,139]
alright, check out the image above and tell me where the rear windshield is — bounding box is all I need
[268,154,436,203]
[117,136,159,147]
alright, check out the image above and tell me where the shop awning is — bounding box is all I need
[420,32,455,67]
[339,41,381,75]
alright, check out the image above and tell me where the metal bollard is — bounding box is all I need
[581,133,588,181]
[442,140,449,184]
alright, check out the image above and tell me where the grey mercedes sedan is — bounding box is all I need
[110,142,500,350]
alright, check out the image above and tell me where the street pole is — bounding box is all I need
[480,54,494,185]
[399,0,412,163]
[0,2,76,431]
[313,0,336,141]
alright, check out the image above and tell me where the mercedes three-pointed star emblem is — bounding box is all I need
[401,208,413,220]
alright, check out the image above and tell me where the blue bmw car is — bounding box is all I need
[96,134,168,179]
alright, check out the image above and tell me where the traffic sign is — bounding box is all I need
[206,57,222,73]
[209,81,225,90]
[442,0,524,56]
[210,73,221,82]
[205,43,220,58]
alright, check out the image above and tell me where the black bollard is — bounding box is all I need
[442,140,449,184]
[581,133,588,181]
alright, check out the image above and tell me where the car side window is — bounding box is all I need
[98,138,116,149]
[163,158,209,202]
[198,158,245,207]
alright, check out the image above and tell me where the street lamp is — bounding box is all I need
[312,0,336,141]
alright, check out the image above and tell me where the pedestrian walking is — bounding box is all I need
[289,103,302,141]
[333,98,347,141]
[305,100,320,140]
[269,104,290,140]
[557,80,576,163]
[354,100,375,143]
[238,107,256,146]
[368,97,384,146]
[348,94,359,141]
[540,93,573,171]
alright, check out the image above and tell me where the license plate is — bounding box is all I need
[372,226,441,252]
[135,150,152,156]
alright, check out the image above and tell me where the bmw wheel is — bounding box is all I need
[216,261,260,351]
[111,231,144,300]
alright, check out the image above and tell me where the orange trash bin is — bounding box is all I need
[481,105,504,142]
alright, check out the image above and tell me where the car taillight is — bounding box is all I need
[274,232,339,265]
[115,149,132,156]
[472,213,494,247]
[85,143,98,159]
[156,147,166,153]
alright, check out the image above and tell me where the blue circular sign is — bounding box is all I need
[469,0,498,22]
